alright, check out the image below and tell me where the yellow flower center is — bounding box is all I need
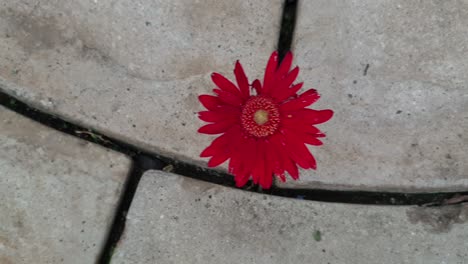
[240,96,280,138]
[253,110,269,125]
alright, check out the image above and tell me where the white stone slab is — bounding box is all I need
[0,0,282,167]
[283,0,468,191]
[0,106,131,264]
[112,171,468,264]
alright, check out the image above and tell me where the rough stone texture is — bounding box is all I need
[0,0,282,167]
[0,106,131,264]
[282,0,468,191]
[112,171,468,264]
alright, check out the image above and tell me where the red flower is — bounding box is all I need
[198,51,333,189]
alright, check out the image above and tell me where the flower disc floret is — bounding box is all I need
[240,96,280,138]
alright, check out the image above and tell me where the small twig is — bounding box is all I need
[422,194,468,207]
[75,130,111,144]
[443,195,468,205]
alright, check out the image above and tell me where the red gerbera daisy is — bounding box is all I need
[198,51,333,189]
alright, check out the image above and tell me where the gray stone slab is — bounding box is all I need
[280,0,468,191]
[0,0,282,167]
[112,171,468,264]
[0,106,131,264]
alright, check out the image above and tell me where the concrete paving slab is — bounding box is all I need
[281,0,468,191]
[112,171,468,264]
[0,106,131,264]
[0,0,282,167]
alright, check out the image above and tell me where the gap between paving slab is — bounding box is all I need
[0,105,132,264]
[0,0,284,170]
[2,0,466,193]
[111,170,468,264]
[98,155,164,263]
[2,87,467,207]
[4,82,468,264]
[277,0,297,61]
[1,1,467,261]
[281,0,468,191]
[0,0,465,205]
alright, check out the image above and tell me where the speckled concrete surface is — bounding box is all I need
[112,171,468,264]
[0,106,131,264]
[281,0,468,191]
[0,0,282,167]
[1,0,466,192]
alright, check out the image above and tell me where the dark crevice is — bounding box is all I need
[98,155,164,264]
[277,0,298,62]
[270,187,468,206]
[1,83,468,260]
[0,91,139,157]
[0,1,466,259]
[2,89,467,207]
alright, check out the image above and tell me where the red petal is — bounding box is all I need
[235,173,250,187]
[282,118,328,139]
[228,138,247,176]
[280,89,320,111]
[204,126,241,167]
[270,138,285,174]
[213,89,243,106]
[198,110,239,123]
[208,151,230,167]
[276,172,286,182]
[252,79,262,95]
[275,82,303,102]
[281,129,317,170]
[263,51,279,93]
[259,144,274,189]
[276,51,293,79]
[284,157,299,180]
[231,137,258,187]
[199,95,222,110]
[282,116,323,132]
[228,134,247,175]
[270,66,299,98]
[259,163,273,189]
[251,140,266,185]
[270,134,299,180]
[200,126,240,157]
[263,140,282,187]
[234,61,250,99]
[211,72,241,96]
[281,66,299,87]
[200,129,235,157]
[238,137,258,181]
[292,109,334,125]
[198,120,236,134]
[303,135,323,146]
